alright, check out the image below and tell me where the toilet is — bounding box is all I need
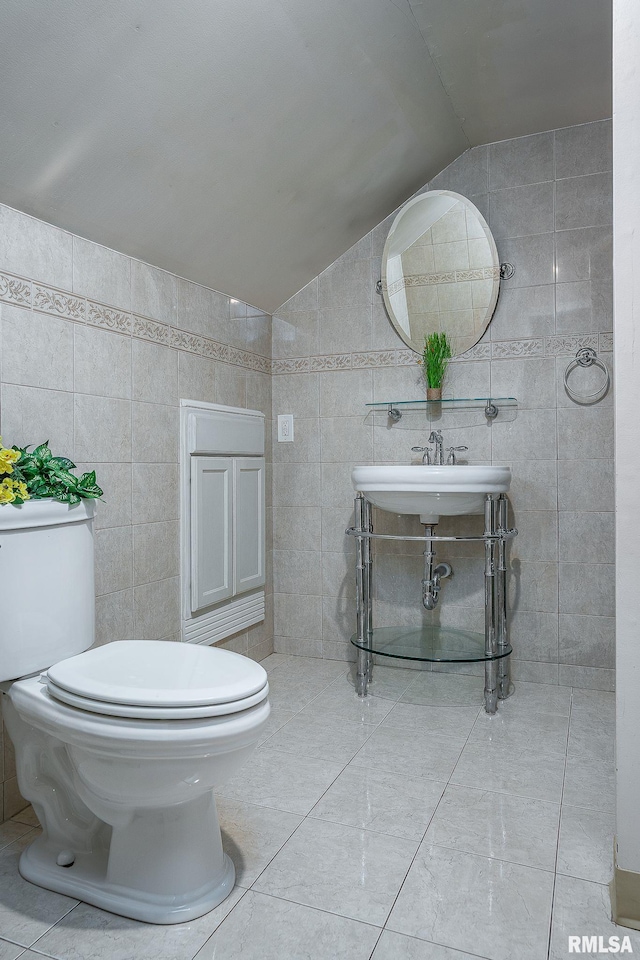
[0,499,270,924]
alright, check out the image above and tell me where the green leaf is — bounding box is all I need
[422,333,452,389]
[79,471,96,487]
[33,442,51,461]
[51,456,76,470]
[47,466,78,488]
[77,487,103,500]
[18,452,38,469]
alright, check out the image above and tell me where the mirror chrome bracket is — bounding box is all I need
[375,279,383,295]
[499,262,515,280]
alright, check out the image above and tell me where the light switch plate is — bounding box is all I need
[277,414,294,442]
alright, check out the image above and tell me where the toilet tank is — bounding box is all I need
[0,500,95,681]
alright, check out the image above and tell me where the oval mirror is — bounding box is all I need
[381,190,500,357]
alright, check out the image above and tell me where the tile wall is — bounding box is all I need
[271,120,614,691]
[0,204,274,821]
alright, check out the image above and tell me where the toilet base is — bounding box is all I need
[19,835,236,924]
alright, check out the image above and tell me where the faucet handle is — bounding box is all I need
[446,445,468,465]
[411,446,432,465]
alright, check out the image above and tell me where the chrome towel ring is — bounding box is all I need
[563,347,610,405]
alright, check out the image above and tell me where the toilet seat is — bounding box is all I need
[45,679,269,719]
[45,640,269,720]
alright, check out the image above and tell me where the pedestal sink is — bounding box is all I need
[351,464,511,523]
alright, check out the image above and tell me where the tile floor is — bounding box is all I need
[0,654,632,960]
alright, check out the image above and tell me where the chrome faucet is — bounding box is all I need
[413,433,468,465]
[429,430,444,465]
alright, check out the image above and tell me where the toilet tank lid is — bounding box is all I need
[46,640,268,707]
[0,498,95,531]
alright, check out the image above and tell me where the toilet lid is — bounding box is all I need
[47,640,268,710]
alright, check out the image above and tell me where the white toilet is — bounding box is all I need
[0,500,270,924]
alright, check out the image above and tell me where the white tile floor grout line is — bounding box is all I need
[360,682,485,958]
[544,687,575,960]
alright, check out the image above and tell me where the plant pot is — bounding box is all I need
[427,387,442,401]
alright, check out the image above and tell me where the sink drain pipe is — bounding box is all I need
[422,524,452,610]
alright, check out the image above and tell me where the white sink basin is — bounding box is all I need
[351,465,511,524]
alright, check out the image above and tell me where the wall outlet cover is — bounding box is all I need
[277,414,294,442]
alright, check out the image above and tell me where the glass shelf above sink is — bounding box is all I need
[351,625,512,664]
[365,396,517,428]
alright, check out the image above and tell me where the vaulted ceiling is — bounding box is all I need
[0,0,611,311]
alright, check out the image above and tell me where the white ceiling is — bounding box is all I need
[0,0,611,312]
[408,0,612,145]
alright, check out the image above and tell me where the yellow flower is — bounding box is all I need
[15,481,29,500]
[0,476,29,503]
[0,440,20,475]
[0,481,16,504]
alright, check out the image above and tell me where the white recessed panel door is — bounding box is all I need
[234,457,265,595]
[190,456,233,613]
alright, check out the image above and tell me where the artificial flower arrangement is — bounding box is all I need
[0,438,103,506]
[418,331,452,400]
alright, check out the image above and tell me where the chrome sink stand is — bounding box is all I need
[350,492,516,713]
[483,493,512,712]
[354,493,374,698]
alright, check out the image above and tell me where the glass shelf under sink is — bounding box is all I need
[350,625,512,664]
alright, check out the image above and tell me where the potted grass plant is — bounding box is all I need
[0,438,103,506]
[419,332,452,401]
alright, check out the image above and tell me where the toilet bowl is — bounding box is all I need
[0,501,270,924]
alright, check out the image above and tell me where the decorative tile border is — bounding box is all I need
[88,302,133,335]
[395,349,419,366]
[272,357,310,375]
[310,353,351,371]
[0,269,270,373]
[452,342,492,362]
[132,314,170,344]
[247,353,271,375]
[33,284,86,322]
[271,334,613,374]
[491,339,544,358]
[202,338,230,362]
[544,334,599,357]
[0,266,611,380]
[0,272,31,307]
[352,350,396,368]
[170,328,203,354]
[386,265,499,296]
